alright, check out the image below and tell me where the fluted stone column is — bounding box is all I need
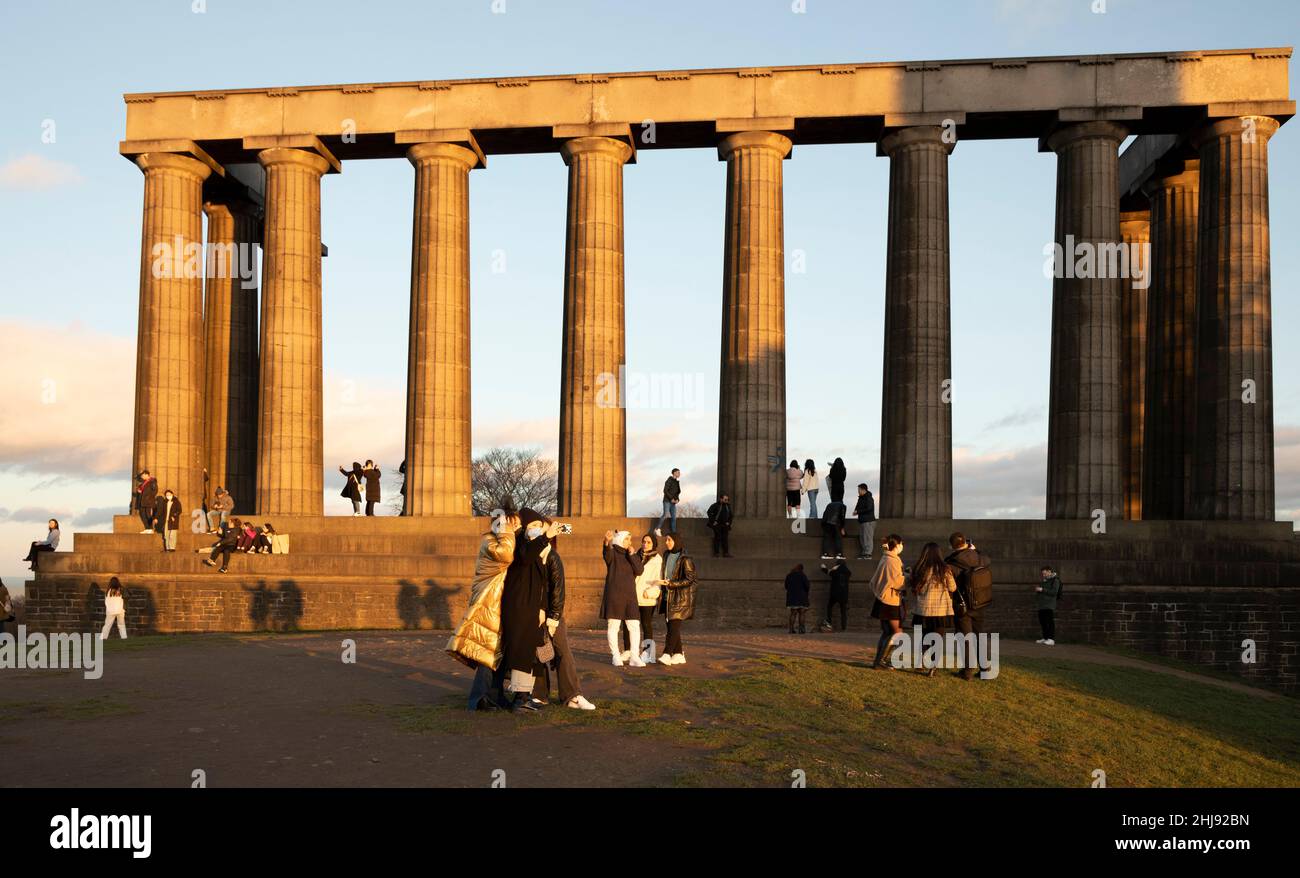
[132,152,212,510]
[404,142,477,516]
[1045,122,1126,520]
[717,131,791,519]
[1191,116,1279,520]
[557,136,632,516]
[1118,209,1150,521]
[878,126,953,519]
[256,148,329,515]
[1141,162,1199,520]
[203,198,261,514]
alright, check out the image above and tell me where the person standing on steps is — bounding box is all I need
[656,532,696,665]
[531,529,597,710]
[802,460,820,519]
[869,534,907,669]
[827,457,847,504]
[601,530,646,667]
[152,489,182,552]
[820,497,847,560]
[785,460,803,518]
[338,462,364,515]
[362,460,382,516]
[1035,565,1061,646]
[854,483,876,560]
[784,563,811,633]
[946,532,993,681]
[132,470,158,533]
[398,459,407,515]
[656,468,681,536]
[706,493,733,558]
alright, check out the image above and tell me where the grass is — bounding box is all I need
[0,695,142,722]
[358,654,1300,788]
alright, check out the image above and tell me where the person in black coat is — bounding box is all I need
[151,489,183,552]
[706,493,734,558]
[784,563,811,633]
[820,559,853,631]
[362,460,382,516]
[498,508,556,711]
[530,536,596,710]
[202,518,243,573]
[338,462,363,515]
[946,532,993,681]
[601,530,645,667]
[820,500,847,560]
[828,457,847,503]
[132,470,158,532]
[398,459,407,514]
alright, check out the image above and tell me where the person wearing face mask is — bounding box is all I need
[531,527,597,710]
[151,489,183,552]
[498,508,559,711]
[449,505,520,711]
[602,530,646,667]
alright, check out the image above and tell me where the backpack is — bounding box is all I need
[950,559,994,613]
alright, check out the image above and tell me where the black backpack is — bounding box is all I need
[950,558,994,614]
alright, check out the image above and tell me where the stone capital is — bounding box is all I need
[717,130,792,161]
[1044,120,1128,153]
[245,135,341,173]
[1190,115,1281,149]
[1140,158,1200,198]
[878,125,956,157]
[396,129,485,168]
[559,135,633,166]
[133,151,214,181]
[256,147,332,176]
[406,141,481,169]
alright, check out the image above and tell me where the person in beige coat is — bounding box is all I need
[447,509,519,709]
[869,534,907,669]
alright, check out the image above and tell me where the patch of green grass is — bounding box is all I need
[361,654,1300,788]
[101,633,237,652]
[0,696,142,722]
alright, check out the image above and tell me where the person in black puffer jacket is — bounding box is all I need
[657,533,697,665]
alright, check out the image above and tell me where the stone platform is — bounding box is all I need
[22,515,1300,692]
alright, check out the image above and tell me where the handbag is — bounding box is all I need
[536,630,555,664]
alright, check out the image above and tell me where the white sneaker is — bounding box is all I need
[657,653,674,665]
[1043,639,1055,646]
[567,695,596,710]
[611,655,624,667]
[629,656,646,668]
[353,512,362,517]
[654,527,662,537]
[671,654,686,665]
[621,650,632,663]
[1035,638,1046,644]
[140,529,153,534]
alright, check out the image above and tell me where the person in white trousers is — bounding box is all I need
[100,580,127,639]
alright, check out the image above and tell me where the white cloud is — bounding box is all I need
[0,153,84,190]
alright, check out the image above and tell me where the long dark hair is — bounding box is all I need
[804,459,815,475]
[640,532,659,557]
[830,457,846,479]
[912,542,948,592]
[789,459,799,469]
[48,518,59,531]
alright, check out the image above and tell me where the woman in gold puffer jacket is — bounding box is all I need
[446,510,519,670]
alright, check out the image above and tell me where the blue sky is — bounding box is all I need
[1,0,1297,590]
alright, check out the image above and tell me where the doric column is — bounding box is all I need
[255,147,330,515]
[717,131,792,519]
[1118,209,1150,521]
[556,136,632,516]
[403,141,479,516]
[1045,122,1127,520]
[1141,161,1199,519]
[878,126,953,519]
[131,152,212,510]
[1191,116,1280,520]
[203,197,261,514]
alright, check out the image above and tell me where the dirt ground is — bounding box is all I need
[0,628,1273,788]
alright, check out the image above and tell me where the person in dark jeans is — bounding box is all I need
[820,559,852,631]
[656,468,681,536]
[132,470,158,532]
[1035,565,1061,645]
[820,500,846,560]
[362,460,383,516]
[203,518,242,573]
[532,536,596,710]
[946,532,992,680]
[706,493,733,558]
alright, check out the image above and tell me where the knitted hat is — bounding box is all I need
[519,507,551,529]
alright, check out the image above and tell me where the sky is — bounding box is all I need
[1,0,1297,593]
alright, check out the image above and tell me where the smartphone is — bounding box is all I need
[557,523,573,535]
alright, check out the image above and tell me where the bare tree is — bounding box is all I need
[472,447,557,517]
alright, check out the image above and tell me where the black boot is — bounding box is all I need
[509,692,540,713]
[872,632,890,669]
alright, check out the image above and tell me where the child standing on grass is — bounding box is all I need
[100,580,127,640]
[1035,566,1061,645]
[784,563,811,633]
